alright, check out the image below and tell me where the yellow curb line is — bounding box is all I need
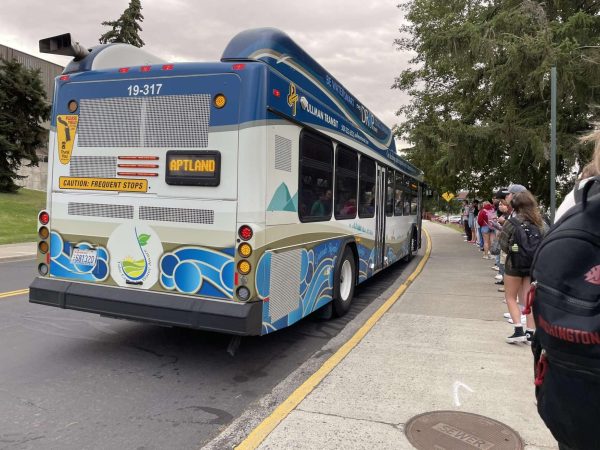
[235,229,432,450]
[0,288,29,299]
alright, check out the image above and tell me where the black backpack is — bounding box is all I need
[526,176,600,449]
[508,217,542,272]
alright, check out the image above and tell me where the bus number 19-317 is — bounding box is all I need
[127,84,162,96]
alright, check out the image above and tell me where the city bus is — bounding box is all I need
[30,28,424,336]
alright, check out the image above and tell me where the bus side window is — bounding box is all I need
[394,172,403,216]
[334,146,358,220]
[385,168,394,217]
[299,131,333,222]
[358,156,375,218]
[410,194,418,215]
[403,189,411,216]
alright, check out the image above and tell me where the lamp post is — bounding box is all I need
[550,66,556,222]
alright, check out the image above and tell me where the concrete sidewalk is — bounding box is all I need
[0,242,36,262]
[253,221,556,449]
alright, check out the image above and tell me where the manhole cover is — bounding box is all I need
[405,410,523,450]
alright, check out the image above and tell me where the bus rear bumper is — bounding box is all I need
[29,277,263,336]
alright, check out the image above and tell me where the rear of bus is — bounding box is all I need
[29,38,267,335]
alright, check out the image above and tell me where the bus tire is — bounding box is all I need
[333,247,356,317]
[404,228,417,262]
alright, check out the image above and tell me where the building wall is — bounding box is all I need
[0,44,63,191]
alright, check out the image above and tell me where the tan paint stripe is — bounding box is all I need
[234,229,432,449]
[0,288,29,299]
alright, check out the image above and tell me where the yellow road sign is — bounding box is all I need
[442,192,455,202]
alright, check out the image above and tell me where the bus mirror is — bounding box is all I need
[39,33,90,61]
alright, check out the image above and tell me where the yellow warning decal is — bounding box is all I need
[56,115,79,165]
[59,177,148,192]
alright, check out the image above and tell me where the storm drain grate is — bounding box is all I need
[405,410,523,450]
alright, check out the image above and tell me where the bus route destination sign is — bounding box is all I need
[165,150,221,186]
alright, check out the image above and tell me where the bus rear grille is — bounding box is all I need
[70,156,117,178]
[138,206,214,224]
[68,202,134,219]
[77,95,211,148]
[269,249,302,322]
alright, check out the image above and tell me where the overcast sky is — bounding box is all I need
[1,0,413,145]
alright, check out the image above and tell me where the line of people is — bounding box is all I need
[461,185,546,344]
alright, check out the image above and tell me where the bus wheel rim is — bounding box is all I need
[340,259,352,301]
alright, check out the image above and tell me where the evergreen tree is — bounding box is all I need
[0,59,50,193]
[395,0,600,204]
[99,0,145,47]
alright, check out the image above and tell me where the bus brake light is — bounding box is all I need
[232,64,245,71]
[162,64,174,70]
[39,211,50,225]
[238,225,253,241]
[140,66,152,72]
[119,67,130,73]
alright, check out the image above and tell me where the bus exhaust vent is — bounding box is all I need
[269,249,302,322]
[138,206,214,224]
[274,135,292,172]
[77,95,211,148]
[68,202,134,219]
[69,156,117,178]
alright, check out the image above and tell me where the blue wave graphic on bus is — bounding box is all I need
[49,231,109,282]
[357,243,375,283]
[259,240,340,334]
[159,247,235,299]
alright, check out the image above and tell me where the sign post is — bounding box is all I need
[441,192,455,223]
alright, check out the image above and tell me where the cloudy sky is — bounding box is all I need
[1,0,413,144]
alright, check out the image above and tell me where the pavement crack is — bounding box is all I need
[296,408,400,428]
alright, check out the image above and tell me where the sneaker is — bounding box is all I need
[503,312,511,318]
[495,274,503,280]
[506,328,527,344]
[494,280,504,285]
[491,265,499,271]
[525,330,535,345]
[498,287,506,293]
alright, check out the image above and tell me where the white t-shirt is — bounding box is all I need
[554,177,593,222]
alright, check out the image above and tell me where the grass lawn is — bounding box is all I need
[0,189,47,244]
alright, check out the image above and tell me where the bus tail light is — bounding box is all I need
[238,225,253,241]
[38,241,49,254]
[38,263,49,276]
[238,243,252,258]
[39,210,49,225]
[236,286,250,301]
[38,226,49,240]
[237,260,251,275]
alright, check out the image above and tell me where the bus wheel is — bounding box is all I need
[333,247,356,317]
[404,229,416,262]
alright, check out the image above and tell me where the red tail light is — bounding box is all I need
[238,225,253,241]
[140,65,152,72]
[39,211,49,225]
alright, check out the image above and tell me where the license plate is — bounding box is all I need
[70,248,97,266]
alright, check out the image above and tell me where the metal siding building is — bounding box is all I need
[1,44,64,190]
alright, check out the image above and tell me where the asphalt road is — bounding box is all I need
[0,256,418,450]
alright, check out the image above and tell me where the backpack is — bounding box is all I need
[525,176,600,449]
[507,217,542,272]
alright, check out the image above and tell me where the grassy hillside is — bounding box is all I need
[0,189,47,244]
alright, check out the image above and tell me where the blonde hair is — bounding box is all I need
[580,128,600,177]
